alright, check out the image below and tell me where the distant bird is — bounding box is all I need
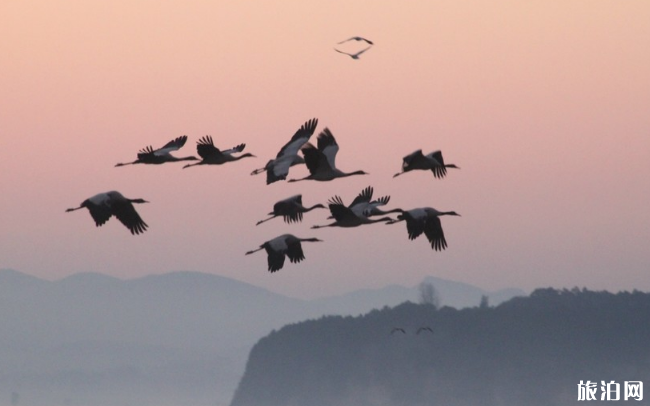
[245,234,323,272]
[393,150,459,179]
[65,191,149,235]
[387,207,460,251]
[337,36,374,45]
[417,327,434,335]
[288,128,367,182]
[334,45,372,60]
[312,193,394,229]
[251,118,318,184]
[328,186,400,219]
[115,135,198,166]
[391,327,406,335]
[256,195,326,226]
[183,136,255,168]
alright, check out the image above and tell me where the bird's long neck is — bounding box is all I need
[183,161,203,169]
[300,237,322,243]
[115,161,138,167]
[367,217,393,224]
[174,156,198,162]
[305,205,325,212]
[65,205,84,212]
[233,154,254,161]
[255,215,276,226]
[376,208,403,215]
[245,246,264,255]
[311,223,335,229]
[341,170,366,178]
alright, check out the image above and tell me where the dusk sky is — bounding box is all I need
[1,0,649,299]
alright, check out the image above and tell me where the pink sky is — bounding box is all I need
[1,0,649,299]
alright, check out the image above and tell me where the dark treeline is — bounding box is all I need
[230,288,650,406]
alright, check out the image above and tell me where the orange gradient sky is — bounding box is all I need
[1,0,649,299]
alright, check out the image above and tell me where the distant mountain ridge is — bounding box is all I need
[0,268,524,406]
[231,289,650,406]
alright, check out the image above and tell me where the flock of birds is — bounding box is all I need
[66,38,461,273]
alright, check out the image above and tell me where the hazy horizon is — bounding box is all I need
[1,0,649,299]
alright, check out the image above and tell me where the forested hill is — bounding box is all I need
[230,288,650,406]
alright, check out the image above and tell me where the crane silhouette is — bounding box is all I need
[387,207,460,251]
[183,136,255,168]
[312,192,394,229]
[327,186,401,219]
[256,195,326,226]
[65,191,149,235]
[393,150,459,179]
[245,234,323,272]
[288,128,367,182]
[115,135,197,166]
[251,118,318,184]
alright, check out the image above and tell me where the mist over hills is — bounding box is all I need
[231,288,650,406]
[0,268,523,406]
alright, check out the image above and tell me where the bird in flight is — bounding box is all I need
[115,135,198,166]
[416,327,434,335]
[65,191,149,235]
[391,327,406,335]
[387,207,460,251]
[250,118,319,184]
[337,36,374,45]
[256,195,326,226]
[311,192,394,229]
[288,128,367,182]
[393,150,459,179]
[334,45,372,60]
[327,186,400,220]
[183,136,255,168]
[245,234,323,272]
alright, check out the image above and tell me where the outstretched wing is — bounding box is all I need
[317,128,339,170]
[276,118,318,158]
[111,201,148,235]
[136,135,189,160]
[136,145,156,160]
[327,195,345,207]
[267,155,301,184]
[350,186,373,207]
[156,135,188,155]
[266,250,286,273]
[222,143,246,156]
[429,150,447,179]
[334,48,352,56]
[424,216,447,251]
[328,202,360,223]
[374,195,390,206]
[285,240,306,264]
[402,149,425,170]
[196,136,222,159]
[402,211,427,240]
[301,143,331,175]
[86,201,113,227]
[338,36,373,45]
[353,45,372,57]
